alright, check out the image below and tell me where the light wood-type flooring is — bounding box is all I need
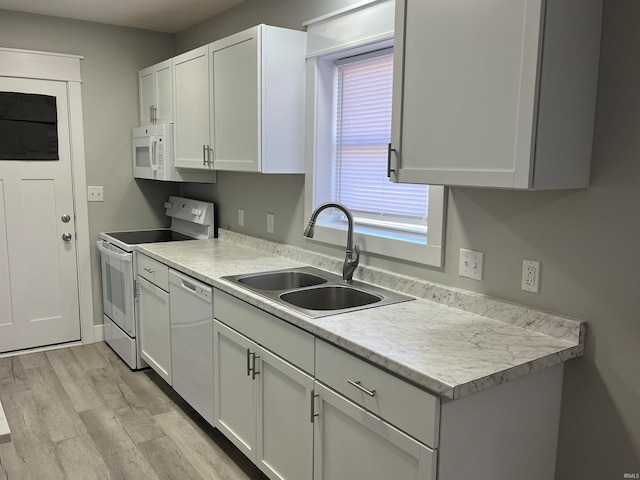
[0,342,269,480]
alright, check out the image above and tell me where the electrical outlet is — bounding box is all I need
[522,260,541,293]
[459,248,484,281]
[266,213,275,234]
[87,186,104,202]
[238,209,245,226]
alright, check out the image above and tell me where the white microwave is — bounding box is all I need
[132,124,215,183]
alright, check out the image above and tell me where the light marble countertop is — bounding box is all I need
[137,230,585,400]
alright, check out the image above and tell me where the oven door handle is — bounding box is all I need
[96,240,133,262]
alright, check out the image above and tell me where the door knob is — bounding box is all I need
[62,232,73,241]
[61,214,71,223]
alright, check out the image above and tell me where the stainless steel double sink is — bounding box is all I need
[222,266,413,318]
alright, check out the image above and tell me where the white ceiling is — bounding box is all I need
[0,0,247,33]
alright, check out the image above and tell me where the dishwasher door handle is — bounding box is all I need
[180,281,197,293]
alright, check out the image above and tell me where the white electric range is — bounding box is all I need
[97,196,215,369]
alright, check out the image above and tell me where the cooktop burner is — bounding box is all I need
[103,229,196,245]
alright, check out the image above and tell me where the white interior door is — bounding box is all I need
[0,76,81,353]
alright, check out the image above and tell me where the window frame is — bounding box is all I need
[304,39,447,268]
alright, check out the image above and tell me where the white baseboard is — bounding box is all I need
[94,323,105,342]
[0,400,10,445]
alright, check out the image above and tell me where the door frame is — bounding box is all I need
[0,47,95,346]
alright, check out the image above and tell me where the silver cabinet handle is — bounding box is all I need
[347,379,376,397]
[61,214,71,223]
[203,146,214,166]
[62,232,72,241]
[251,353,260,379]
[387,143,397,179]
[202,145,214,166]
[246,349,260,379]
[310,389,319,423]
[143,267,155,274]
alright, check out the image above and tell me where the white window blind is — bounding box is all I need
[334,50,429,233]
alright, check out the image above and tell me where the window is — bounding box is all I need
[304,0,445,267]
[334,49,429,240]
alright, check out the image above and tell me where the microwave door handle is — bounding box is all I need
[149,136,159,171]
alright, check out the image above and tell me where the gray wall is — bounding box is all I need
[0,0,637,478]
[176,0,640,478]
[0,10,179,325]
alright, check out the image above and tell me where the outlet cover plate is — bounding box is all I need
[459,248,484,281]
[522,259,541,293]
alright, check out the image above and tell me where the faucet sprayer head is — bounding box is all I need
[303,222,315,238]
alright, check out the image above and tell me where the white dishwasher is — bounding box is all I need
[169,269,214,425]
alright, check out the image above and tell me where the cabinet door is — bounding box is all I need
[213,320,257,460]
[210,30,260,172]
[256,346,313,480]
[313,382,436,480]
[138,67,155,126]
[138,276,171,384]
[154,59,173,124]
[173,46,213,170]
[391,0,542,188]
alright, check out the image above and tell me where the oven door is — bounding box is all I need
[96,240,135,336]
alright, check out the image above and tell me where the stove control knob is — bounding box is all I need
[62,232,73,241]
[191,208,202,216]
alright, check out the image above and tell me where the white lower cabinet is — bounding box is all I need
[213,319,314,480]
[313,382,436,480]
[137,254,171,385]
[202,288,563,480]
[138,277,171,384]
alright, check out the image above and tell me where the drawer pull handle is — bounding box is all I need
[347,379,376,397]
[144,268,155,274]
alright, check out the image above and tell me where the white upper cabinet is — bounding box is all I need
[390,0,603,189]
[172,46,215,171]
[209,25,306,173]
[139,59,173,126]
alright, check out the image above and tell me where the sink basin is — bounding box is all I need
[238,271,327,291]
[280,285,381,311]
[222,266,413,318]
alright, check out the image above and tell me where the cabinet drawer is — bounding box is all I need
[137,253,169,291]
[315,339,440,448]
[214,289,314,374]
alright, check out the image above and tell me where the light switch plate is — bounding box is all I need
[88,186,104,202]
[459,248,484,281]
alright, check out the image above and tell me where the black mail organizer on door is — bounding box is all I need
[0,91,58,160]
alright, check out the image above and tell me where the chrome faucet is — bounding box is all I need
[304,202,360,284]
